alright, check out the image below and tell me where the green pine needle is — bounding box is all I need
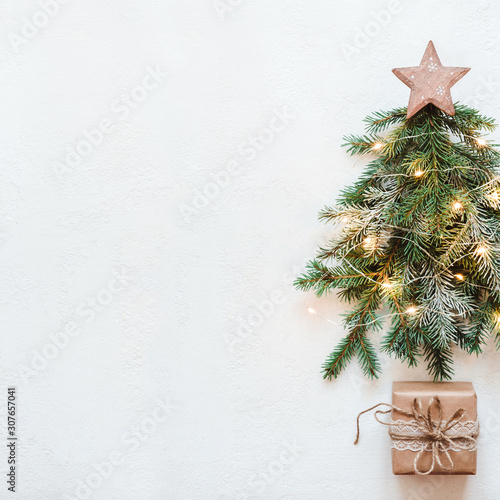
[297,103,500,381]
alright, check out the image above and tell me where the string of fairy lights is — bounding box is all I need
[305,133,500,329]
[306,237,491,327]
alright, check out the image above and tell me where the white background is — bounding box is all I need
[1,0,500,499]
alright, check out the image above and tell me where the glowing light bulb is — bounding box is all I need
[476,137,487,147]
[406,306,418,315]
[381,282,393,289]
[372,142,383,151]
[491,191,500,201]
[414,170,424,177]
[476,245,488,255]
[307,307,317,315]
[454,273,464,281]
[363,237,377,251]
[453,201,463,210]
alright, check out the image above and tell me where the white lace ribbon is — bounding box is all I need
[390,419,479,452]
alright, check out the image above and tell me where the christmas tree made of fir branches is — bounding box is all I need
[295,42,500,381]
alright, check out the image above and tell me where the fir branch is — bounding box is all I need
[354,337,381,378]
[297,103,500,380]
[343,134,385,156]
[364,107,408,133]
[322,336,356,379]
[423,341,454,381]
[465,298,494,354]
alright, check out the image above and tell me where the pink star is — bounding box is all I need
[392,41,470,118]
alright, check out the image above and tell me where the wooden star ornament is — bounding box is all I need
[393,41,470,118]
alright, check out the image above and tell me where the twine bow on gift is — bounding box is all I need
[354,396,479,475]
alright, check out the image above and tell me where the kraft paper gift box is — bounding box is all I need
[391,381,478,475]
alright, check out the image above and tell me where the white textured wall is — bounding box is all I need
[1,0,500,499]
